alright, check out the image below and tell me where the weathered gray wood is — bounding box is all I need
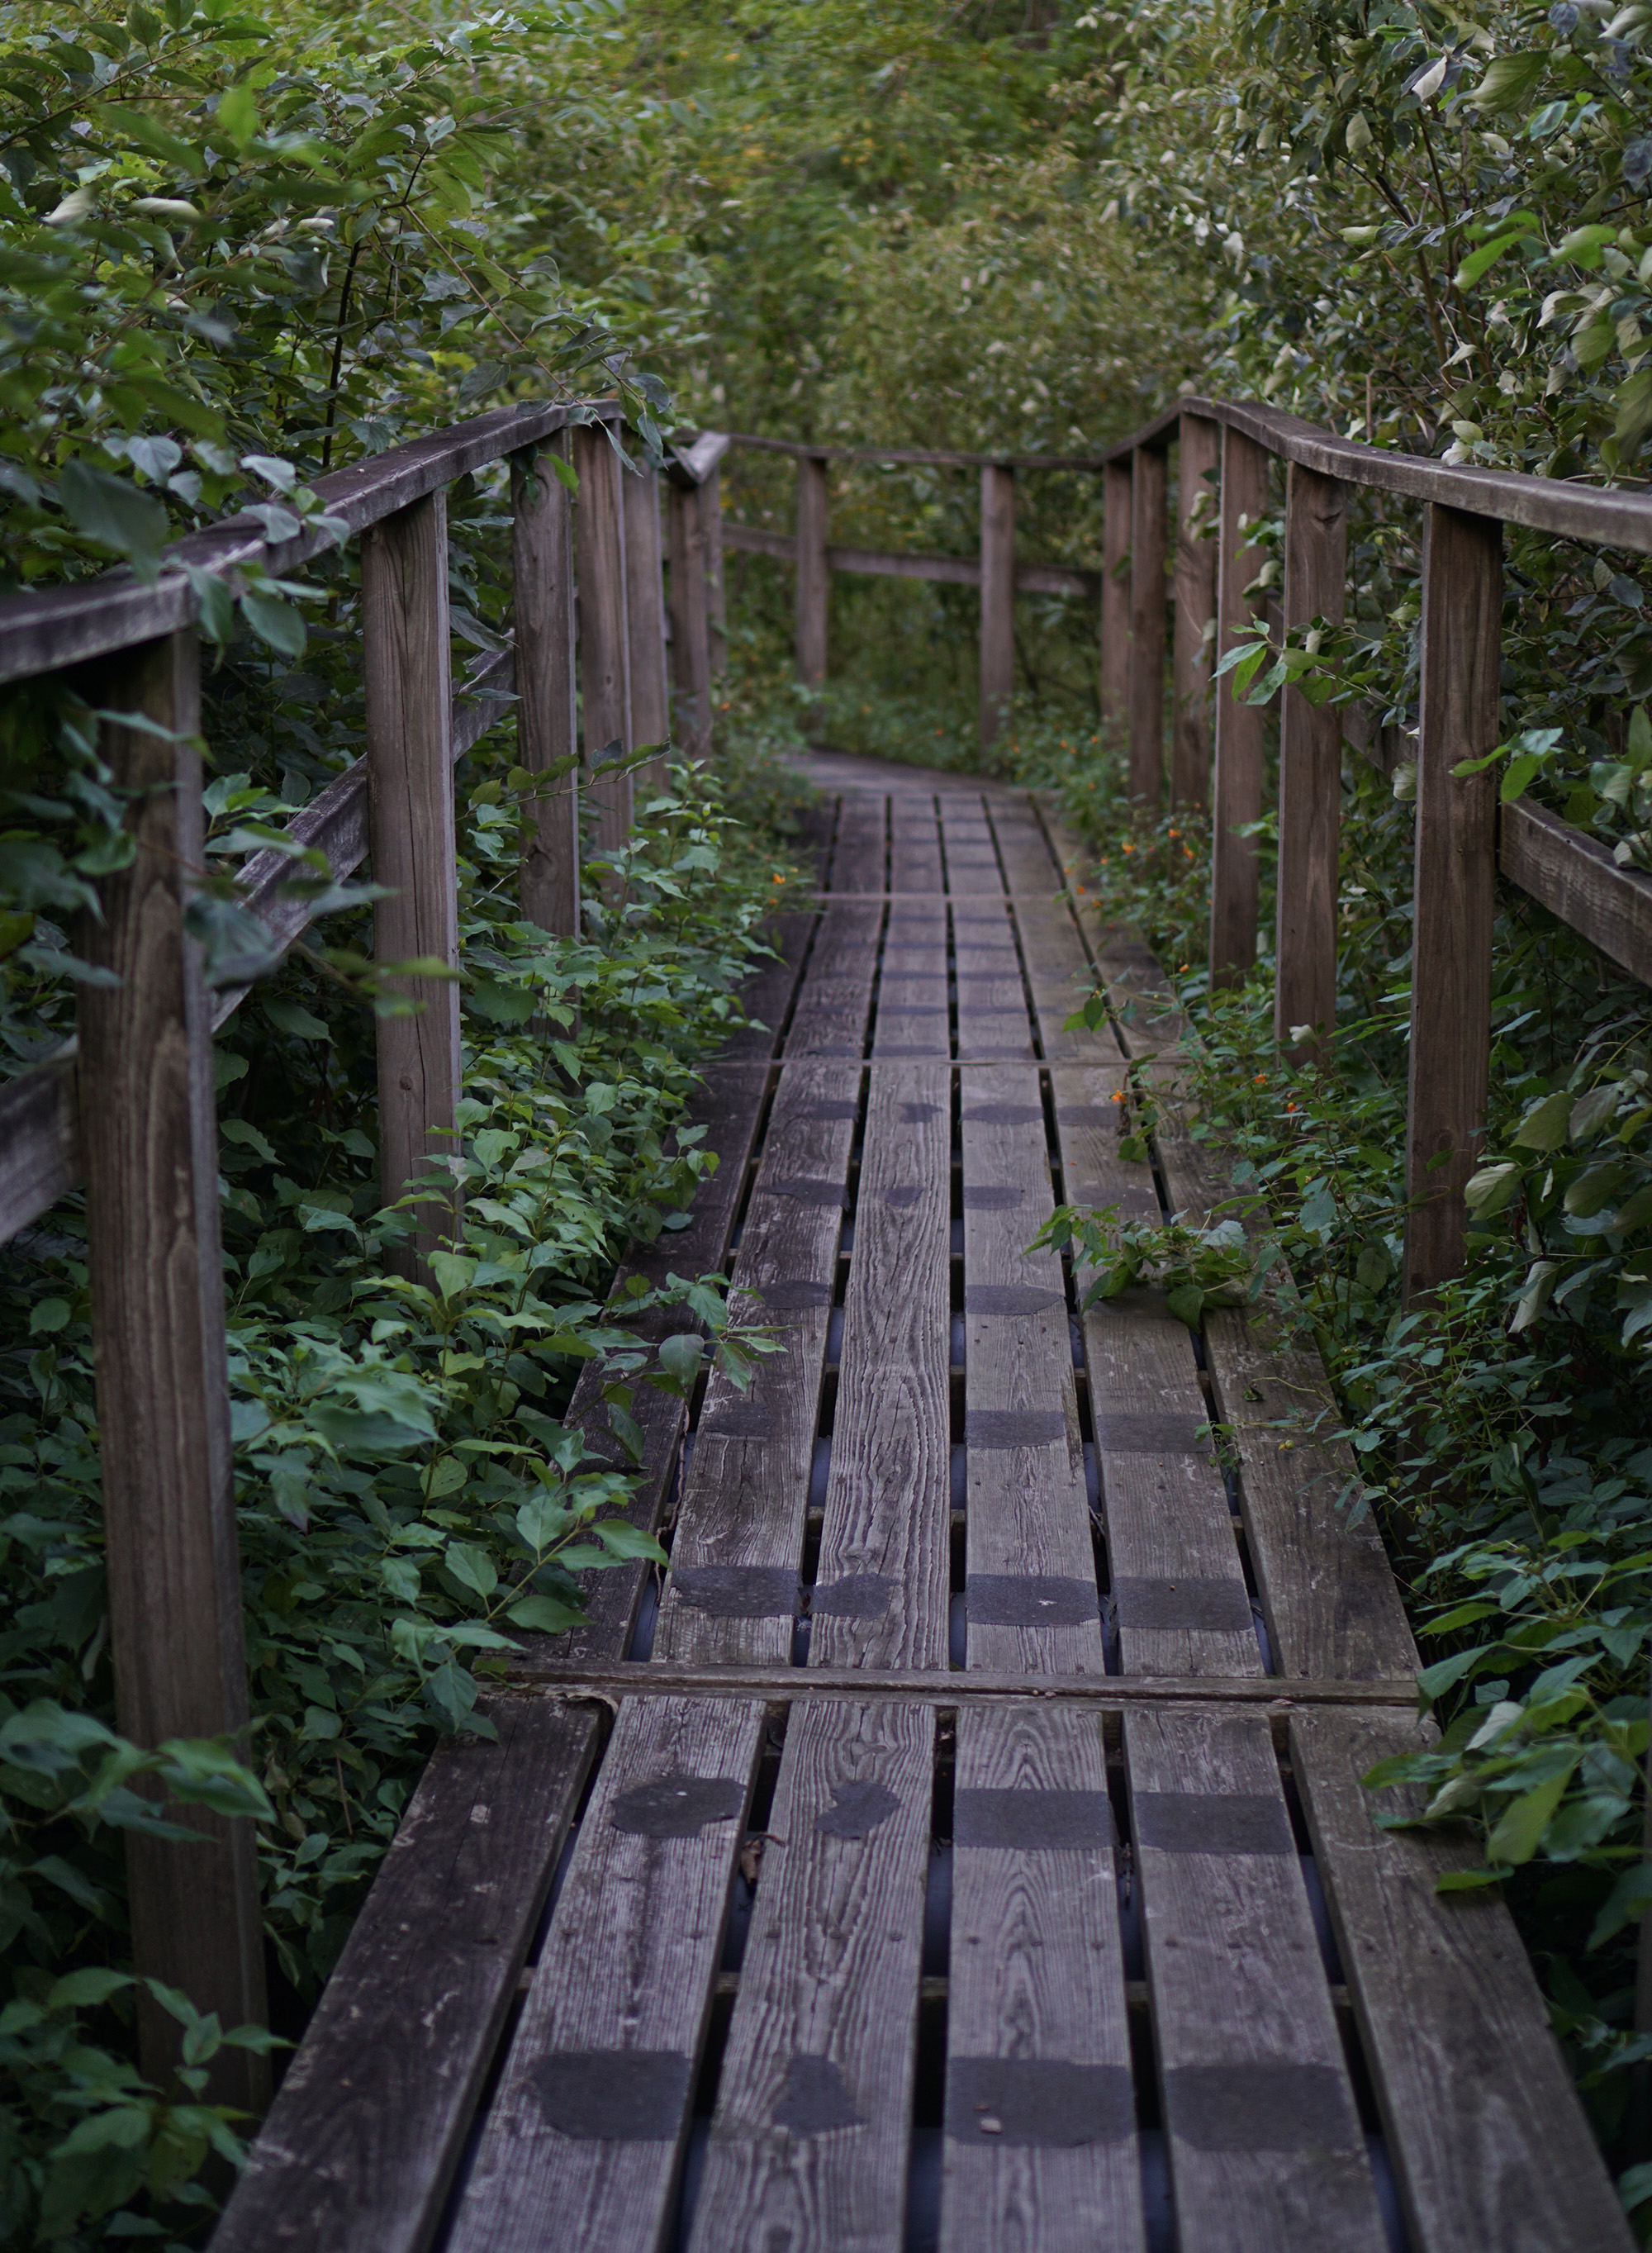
[512,438,580,937]
[962,1064,1103,1675]
[721,524,1096,599]
[726,431,1130,472]
[938,795,1009,905]
[622,457,672,800]
[213,1697,596,2253]
[811,1066,952,1670]
[1275,462,1347,1061]
[875,901,949,1060]
[1128,445,1168,809]
[0,1051,78,1244]
[1172,412,1220,811]
[951,888,1033,1064]
[788,900,883,1058]
[450,1697,763,2253]
[656,1060,860,1664]
[1501,796,1652,987]
[980,463,1016,756]
[890,798,945,892]
[363,492,462,1283]
[507,1658,1421,1708]
[701,463,727,678]
[668,472,714,758]
[795,454,829,694]
[672,429,732,485]
[686,1699,933,2253]
[572,421,633,858]
[1292,1707,1636,2253]
[1405,504,1502,1300]
[77,631,268,2111]
[1210,427,1271,989]
[1127,1704,1387,2252]
[1102,460,1132,739]
[939,1704,1144,2253]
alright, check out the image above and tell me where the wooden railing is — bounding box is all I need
[726,403,1652,1302]
[0,396,729,2106]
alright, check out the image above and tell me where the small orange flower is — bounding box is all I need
[1286,1101,1299,1113]
[1110,1089,1126,1105]
[1254,1073,1267,1085]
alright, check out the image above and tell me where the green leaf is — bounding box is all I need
[47,1966,135,2010]
[1164,1281,1204,1329]
[444,1541,498,1599]
[1468,54,1547,112]
[506,1592,586,1633]
[1416,1647,1483,1704]
[1512,1091,1573,1151]
[427,1250,478,1301]
[57,460,169,579]
[262,996,330,1042]
[1486,1762,1576,1866]
[591,1519,668,1562]
[28,1297,72,1336]
[240,587,306,658]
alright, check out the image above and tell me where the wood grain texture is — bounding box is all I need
[363,491,461,1282]
[1292,1707,1635,2253]
[1173,412,1220,812]
[700,464,727,680]
[890,799,944,893]
[214,1696,596,2253]
[1275,462,1347,1060]
[796,454,830,693]
[686,1699,933,2253]
[78,631,267,2108]
[1102,461,1132,735]
[573,421,633,855]
[962,1065,1103,1675]
[449,1697,763,2253]
[623,459,672,796]
[952,893,1032,1064]
[938,795,1007,905]
[874,901,948,1061]
[657,1059,859,1665]
[0,1048,78,1245]
[1405,503,1502,1300]
[1127,446,1170,811]
[1502,794,1652,987]
[980,463,1016,757]
[512,439,580,938]
[1011,888,1127,1067]
[811,1066,952,1671]
[1210,426,1271,989]
[668,473,713,757]
[787,898,883,1058]
[939,1704,1144,2253]
[1126,1704,1387,2253]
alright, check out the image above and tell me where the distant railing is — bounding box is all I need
[0,396,728,2107]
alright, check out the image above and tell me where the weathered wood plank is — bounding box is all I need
[1502,795,1652,987]
[1405,504,1502,1300]
[572,421,633,857]
[1275,462,1347,1060]
[363,491,461,1282]
[938,795,1007,904]
[1102,461,1132,739]
[874,901,949,1061]
[507,1658,1422,1709]
[1127,1704,1387,2252]
[952,894,1034,1065]
[796,454,829,692]
[1292,1706,1635,2253]
[686,1699,933,2253]
[449,1697,764,2253]
[721,524,1096,599]
[1210,426,1271,988]
[213,1697,596,2253]
[788,899,884,1058]
[811,1066,952,1671]
[1173,411,1220,811]
[890,797,945,893]
[1128,445,1169,809]
[78,630,266,2108]
[668,472,714,758]
[701,463,728,681]
[939,1704,1144,2253]
[512,437,580,938]
[623,458,672,797]
[980,463,1016,756]
[962,1064,1103,1675]
[656,1059,859,1665]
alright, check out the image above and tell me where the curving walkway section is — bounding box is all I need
[216,762,1630,2253]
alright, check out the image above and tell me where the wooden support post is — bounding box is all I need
[78,630,268,2113]
[1128,443,1168,810]
[700,463,727,682]
[795,453,828,701]
[1101,460,1132,740]
[511,436,579,937]
[1209,427,1270,989]
[572,422,633,858]
[1275,463,1349,1059]
[667,473,712,759]
[623,458,671,804]
[1404,505,1502,1301]
[1171,412,1219,810]
[979,462,1015,758]
[364,490,462,1282]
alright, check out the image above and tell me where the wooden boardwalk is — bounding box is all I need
[216,767,1631,2253]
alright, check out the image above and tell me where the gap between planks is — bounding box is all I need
[501,1662,1418,1712]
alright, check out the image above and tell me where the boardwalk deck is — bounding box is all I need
[218,762,1631,2253]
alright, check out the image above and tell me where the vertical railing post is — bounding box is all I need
[1209,426,1270,989]
[511,434,579,937]
[623,454,671,804]
[1275,463,1348,1059]
[1172,411,1220,810]
[795,453,829,704]
[700,461,727,682]
[1404,505,1502,1301]
[78,629,268,2113]
[979,461,1015,758]
[572,421,633,858]
[667,468,712,758]
[1101,458,1132,741]
[1128,442,1168,810]
[364,490,462,1284]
